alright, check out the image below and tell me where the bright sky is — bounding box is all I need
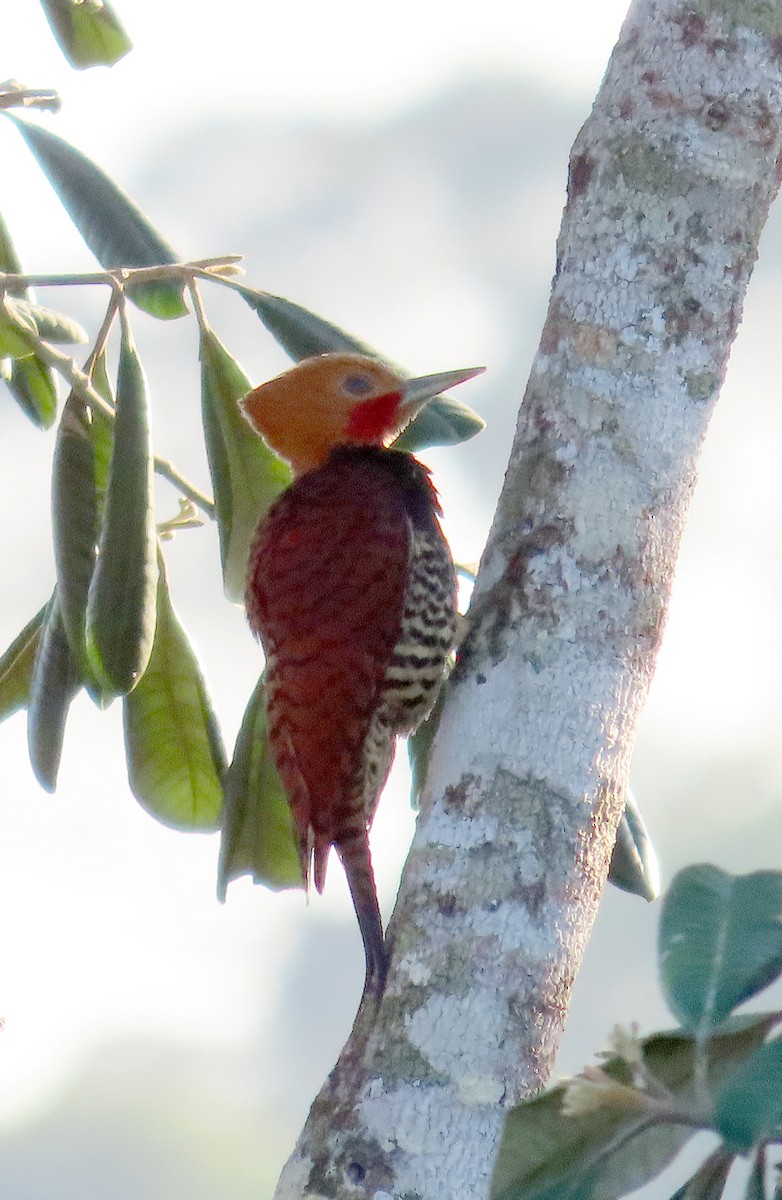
[4,0,637,1130]
[4,0,781,1160]
[11,0,630,134]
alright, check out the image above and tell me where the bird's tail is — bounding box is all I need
[336,830,388,992]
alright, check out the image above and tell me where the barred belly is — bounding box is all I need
[379,526,458,734]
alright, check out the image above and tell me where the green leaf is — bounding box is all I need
[392,389,486,452]
[86,309,158,696]
[217,676,302,899]
[11,298,88,344]
[659,866,782,1036]
[27,592,80,792]
[713,1036,782,1154]
[0,603,48,723]
[5,354,59,428]
[199,330,291,602]
[5,115,186,318]
[607,789,660,902]
[491,1015,778,1200]
[0,210,26,289]
[0,304,37,358]
[408,683,447,807]
[668,1149,733,1200]
[238,286,380,361]
[89,348,116,504]
[0,212,60,426]
[123,555,225,831]
[39,0,132,68]
[743,1151,766,1200]
[237,286,485,451]
[52,390,101,678]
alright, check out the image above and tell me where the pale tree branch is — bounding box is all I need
[274,1,782,1196]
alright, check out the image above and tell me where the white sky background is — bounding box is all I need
[3,0,782,1173]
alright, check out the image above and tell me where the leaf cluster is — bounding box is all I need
[492,865,782,1200]
[0,85,483,895]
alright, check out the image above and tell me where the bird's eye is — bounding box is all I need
[341,373,376,397]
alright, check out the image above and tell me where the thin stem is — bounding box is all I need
[5,312,216,520]
[84,287,123,378]
[188,279,211,336]
[0,256,244,295]
[153,458,215,518]
[0,80,61,112]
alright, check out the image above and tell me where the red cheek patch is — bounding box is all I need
[345,391,403,442]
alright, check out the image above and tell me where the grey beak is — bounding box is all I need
[399,365,485,417]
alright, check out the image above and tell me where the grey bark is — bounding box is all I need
[275,1,782,1196]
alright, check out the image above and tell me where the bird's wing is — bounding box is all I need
[246,452,410,888]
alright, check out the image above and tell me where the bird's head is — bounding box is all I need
[240,352,484,475]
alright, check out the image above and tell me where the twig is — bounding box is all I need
[5,317,216,520]
[188,279,211,335]
[152,458,215,518]
[0,257,244,295]
[0,80,61,113]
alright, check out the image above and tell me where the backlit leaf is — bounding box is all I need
[0,211,59,426]
[217,675,302,898]
[39,0,132,68]
[0,209,26,289]
[200,330,290,602]
[86,309,158,695]
[52,391,101,678]
[5,355,58,428]
[11,297,88,344]
[6,115,186,318]
[27,592,80,792]
[0,304,37,358]
[0,603,48,723]
[124,556,225,831]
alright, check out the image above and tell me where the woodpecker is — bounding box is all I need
[241,353,483,989]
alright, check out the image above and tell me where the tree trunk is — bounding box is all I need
[274,1,782,1195]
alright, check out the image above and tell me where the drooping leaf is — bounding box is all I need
[89,347,116,505]
[6,115,186,318]
[393,389,486,452]
[86,308,158,696]
[27,592,81,791]
[0,303,37,358]
[52,390,101,678]
[668,1149,733,1200]
[408,683,446,807]
[743,1151,766,1200]
[607,789,660,902]
[713,1036,782,1154]
[123,555,225,831]
[217,675,302,899]
[199,329,291,602]
[5,355,59,428]
[11,298,88,344]
[0,212,59,426]
[659,866,782,1037]
[490,1014,778,1200]
[237,286,380,361]
[39,0,132,68]
[0,603,48,723]
[0,210,26,290]
[237,286,485,451]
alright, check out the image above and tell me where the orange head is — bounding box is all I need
[240,352,484,475]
